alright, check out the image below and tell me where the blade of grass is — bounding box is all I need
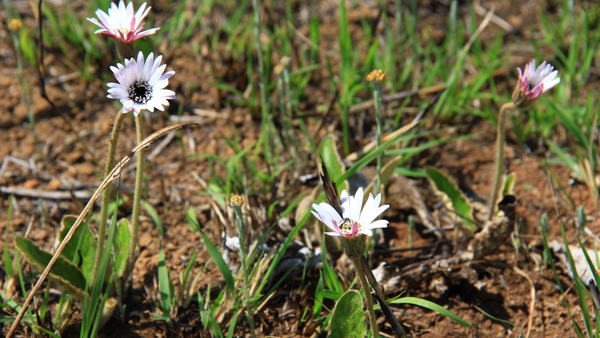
[391,297,471,328]
[188,217,235,294]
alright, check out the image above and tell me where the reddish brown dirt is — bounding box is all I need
[1,1,599,338]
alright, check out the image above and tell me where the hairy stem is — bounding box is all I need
[351,256,378,338]
[129,114,144,270]
[92,111,126,283]
[373,81,384,195]
[488,102,515,220]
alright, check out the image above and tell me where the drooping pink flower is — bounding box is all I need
[516,60,560,100]
[87,1,159,44]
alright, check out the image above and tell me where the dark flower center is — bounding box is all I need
[128,81,152,104]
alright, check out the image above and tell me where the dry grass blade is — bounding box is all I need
[348,84,445,114]
[5,122,198,338]
[319,159,343,216]
[361,257,406,338]
[513,266,535,338]
[345,89,444,162]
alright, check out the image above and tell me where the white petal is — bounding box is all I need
[366,219,389,229]
[351,188,364,222]
[358,229,373,237]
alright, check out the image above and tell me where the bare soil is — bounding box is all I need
[1,1,598,337]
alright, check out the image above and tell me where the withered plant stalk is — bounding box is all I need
[488,102,515,220]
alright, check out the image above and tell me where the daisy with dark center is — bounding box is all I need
[107,51,176,115]
[87,1,159,44]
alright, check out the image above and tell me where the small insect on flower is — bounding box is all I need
[87,1,159,44]
[512,60,560,108]
[311,187,389,238]
[107,51,176,115]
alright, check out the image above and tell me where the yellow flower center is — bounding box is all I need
[339,218,357,234]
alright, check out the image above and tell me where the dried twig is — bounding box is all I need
[474,1,513,32]
[0,186,93,200]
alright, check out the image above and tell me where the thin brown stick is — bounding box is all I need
[513,266,535,338]
[6,123,197,338]
[0,186,93,199]
[310,87,339,141]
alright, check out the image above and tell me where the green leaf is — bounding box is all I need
[560,227,594,338]
[321,232,343,294]
[198,289,224,338]
[364,155,402,198]
[426,167,475,235]
[314,271,324,316]
[141,200,164,236]
[549,101,590,150]
[58,215,96,284]
[391,297,471,328]
[158,242,173,324]
[502,172,516,196]
[186,206,199,232]
[113,218,131,279]
[475,306,514,327]
[15,237,86,301]
[327,290,367,338]
[319,134,349,194]
[3,195,14,277]
[178,249,198,305]
[188,217,235,294]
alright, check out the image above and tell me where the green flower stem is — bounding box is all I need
[487,102,515,220]
[232,203,257,338]
[129,114,144,269]
[351,256,378,338]
[116,41,135,60]
[92,111,126,283]
[373,82,384,195]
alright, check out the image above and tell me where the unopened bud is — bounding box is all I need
[366,69,387,82]
[8,19,23,31]
[230,194,244,207]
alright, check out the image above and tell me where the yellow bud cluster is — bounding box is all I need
[8,19,23,31]
[230,194,244,207]
[366,69,387,82]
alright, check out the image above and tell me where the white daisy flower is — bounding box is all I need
[517,60,560,100]
[107,51,176,115]
[311,187,389,238]
[87,1,159,44]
